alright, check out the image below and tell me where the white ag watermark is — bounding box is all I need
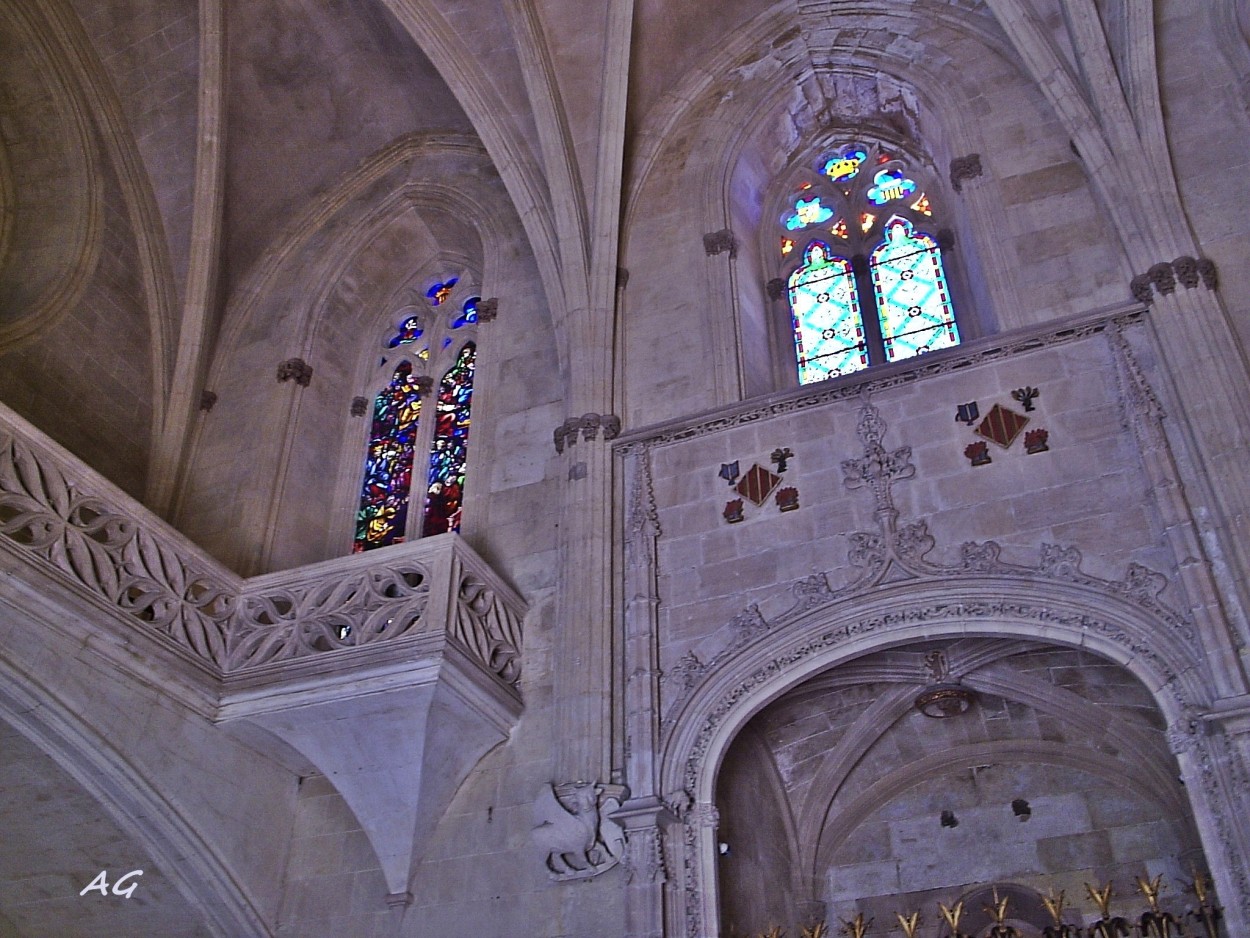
[79,869,143,899]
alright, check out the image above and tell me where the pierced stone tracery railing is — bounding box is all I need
[0,405,524,687]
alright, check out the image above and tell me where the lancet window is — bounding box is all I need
[353,279,479,552]
[778,143,960,385]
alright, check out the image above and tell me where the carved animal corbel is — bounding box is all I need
[531,782,626,880]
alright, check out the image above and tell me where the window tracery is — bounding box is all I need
[776,142,960,385]
[353,281,479,552]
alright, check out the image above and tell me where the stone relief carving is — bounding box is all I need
[1147,261,1177,295]
[532,782,626,880]
[658,396,1194,732]
[276,357,313,386]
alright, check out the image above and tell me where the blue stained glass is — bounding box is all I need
[354,362,423,552]
[451,297,479,329]
[870,218,959,363]
[785,197,835,231]
[426,278,458,306]
[421,343,475,536]
[866,168,918,205]
[789,241,867,384]
[386,315,425,348]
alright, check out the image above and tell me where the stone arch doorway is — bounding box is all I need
[713,638,1205,937]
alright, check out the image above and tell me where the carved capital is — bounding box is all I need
[350,395,369,417]
[1197,256,1218,290]
[765,278,786,301]
[277,358,313,387]
[949,153,983,192]
[1173,255,1199,289]
[702,228,737,259]
[199,390,218,412]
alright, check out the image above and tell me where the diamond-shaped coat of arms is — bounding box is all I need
[735,464,781,506]
[975,403,1029,449]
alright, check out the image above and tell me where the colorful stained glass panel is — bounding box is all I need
[386,315,425,349]
[421,343,475,536]
[870,218,960,363]
[867,168,918,205]
[785,197,835,231]
[426,278,458,306]
[451,297,479,329]
[822,148,866,182]
[789,241,867,384]
[354,362,423,552]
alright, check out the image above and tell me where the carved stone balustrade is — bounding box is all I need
[0,402,526,904]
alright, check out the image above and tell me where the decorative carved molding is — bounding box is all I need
[475,297,498,322]
[949,153,983,192]
[276,358,313,386]
[532,781,627,880]
[614,309,1145,450]
[702,228,737,259]
[554,413,623,453]
[199,390,218,412]
[0,406,525,685]
[0,424,235,666]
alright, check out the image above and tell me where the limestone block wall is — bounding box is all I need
[641,315,1173,687]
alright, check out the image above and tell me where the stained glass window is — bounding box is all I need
[386,314,425,349]
[354,361,423,552]
[426,278,458,306]
[871,217,959,362]
[789,242,867,383]
[451,297,479,329]
[779,142,962,383]
[421,343,475,537]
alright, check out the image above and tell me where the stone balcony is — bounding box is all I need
[0,402,525,905]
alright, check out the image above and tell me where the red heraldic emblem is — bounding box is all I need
[975,403,1029,449]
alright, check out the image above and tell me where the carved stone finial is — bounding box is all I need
[350,395,369,417]
[949,153,983,192]
[277,358,313,386]
[702,228,738,259]
[531,782,626,881]
[840,400,915,513]
[476,297,499,322]
[199,390,218,412]
[1129,273,1154,305]
[1148,261,1177,295]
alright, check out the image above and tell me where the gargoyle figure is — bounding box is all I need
[532,781,625,880]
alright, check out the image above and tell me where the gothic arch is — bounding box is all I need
[659,575,1245,938]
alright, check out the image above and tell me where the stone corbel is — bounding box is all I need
[1129,273,1154,305]
[1132,257,1218,304]
[532,781,628,880]
[553,414,622,453]
[476,297,498,322]
[277,358,313,386]
[702,228,737,259]
[949,153,983,192]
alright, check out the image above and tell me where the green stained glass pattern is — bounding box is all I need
[870,218,959,363]
[789,241,867,384]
